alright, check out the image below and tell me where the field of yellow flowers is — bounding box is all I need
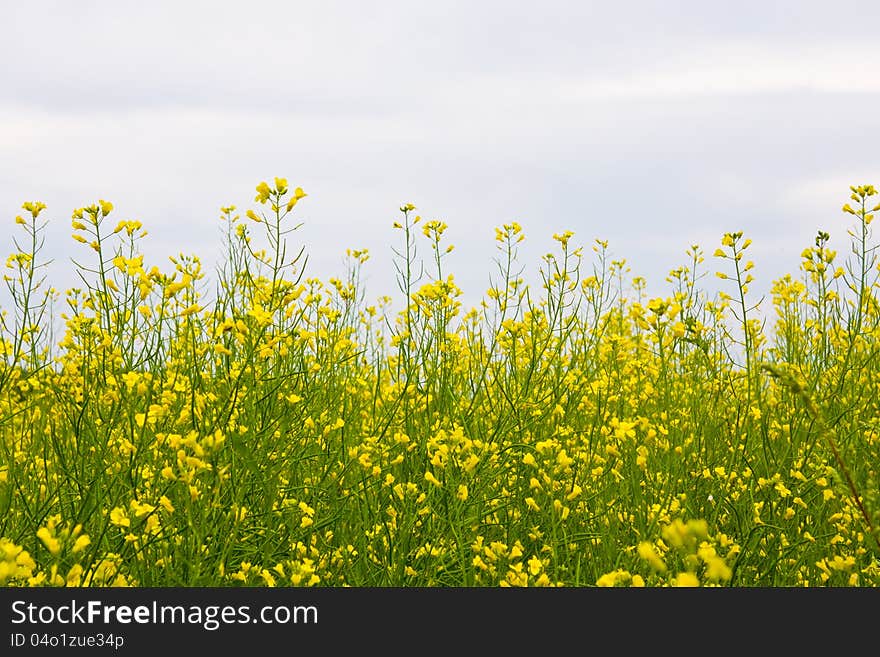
[1,179,878,587]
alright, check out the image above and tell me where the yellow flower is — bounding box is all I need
[22,201,46,219]
[255,181,272,203]
[36,527,61,557]
[261,569,277,587]
[247,304,272,326]
[66,564,84,587]
[286,187,307,211]
[130,500,156,518]
[638,541,667,572]
[109,507,131,528]
[527,556,543,576]
[71,535,91,554]
[596,569,631,587]
[673,572,700,587]
[704,556,732,582]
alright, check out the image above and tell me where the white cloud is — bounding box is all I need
[561,42,880,100]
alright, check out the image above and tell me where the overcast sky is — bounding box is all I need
[2,1,879,318]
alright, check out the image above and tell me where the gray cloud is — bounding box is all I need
[2,1,879,314]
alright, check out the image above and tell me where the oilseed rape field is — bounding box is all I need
[1,179,879,587]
